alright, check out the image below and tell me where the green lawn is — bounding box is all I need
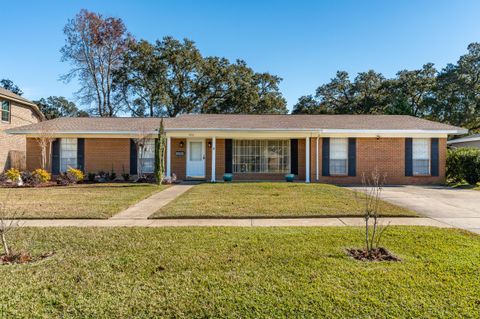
[152,183,416,218]
[0,183,167,219]
[0,227,478,317]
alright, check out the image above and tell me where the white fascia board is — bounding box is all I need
[8,128,467,137]
[319,129,468,135]
[447,136,480,144]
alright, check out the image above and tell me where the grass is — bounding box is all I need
[152,182,416,218]
[0,227,478,318]
[448,181,480,190]
[0,183,168,219]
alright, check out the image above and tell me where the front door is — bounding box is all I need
[187,139,206,178]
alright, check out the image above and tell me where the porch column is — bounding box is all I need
[166,137,171,177]
[306,137,310,183]
[316,136,319,181]
[211,137,216,182]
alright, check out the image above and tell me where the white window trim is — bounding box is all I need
[412,138,431,176]
[329,138,348,176]
[60,138,78,172]
[138,139,156,174]
[233,139,291,174]
[1,100,10,123]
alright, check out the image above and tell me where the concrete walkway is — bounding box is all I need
[349,185,480,234]
[10,217,457,229]
[110,184,195,220]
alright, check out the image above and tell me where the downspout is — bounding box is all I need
[316,133,319,182]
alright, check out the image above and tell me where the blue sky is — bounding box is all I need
[2,0,480,112]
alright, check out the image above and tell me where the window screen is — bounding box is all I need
[233,140,290,173]
[329,138,348,175]
[412,138,430,175]
[60,138,78,172]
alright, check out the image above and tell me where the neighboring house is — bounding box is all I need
[447,134,480,149]
[7,114,466,185]
[0,88,44,171]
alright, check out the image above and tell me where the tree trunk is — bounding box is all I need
[1,233,10,256]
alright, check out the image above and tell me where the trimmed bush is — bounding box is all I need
[447,147,480,185]
[5,168,21,182]
[33,168,51,183]
[21,171,42,187]
[67,167,84,182]
[87,172,96,182]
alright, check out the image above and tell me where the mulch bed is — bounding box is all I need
[347,247,401,262]
[0,251,55,265]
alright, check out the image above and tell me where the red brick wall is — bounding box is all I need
[310,137,446,185]
[170,138,187,180]
[25,136,447,185]
[85,138,130,174]
[206,138,225,181]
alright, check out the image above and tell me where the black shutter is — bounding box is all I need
[290,139,298,175]
[51,139,60,174]
[130,139,137,175]
[348,138,356,176]
[405,138,413,176]
[322,138,330,176]
[431,138,439,176]
[77,138,85,171]
[225,139,233,174]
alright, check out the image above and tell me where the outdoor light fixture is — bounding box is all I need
[179,141,184,148]
[208,141,212,148]
[376,135,381,140]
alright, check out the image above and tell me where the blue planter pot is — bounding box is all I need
[285,174,295,182]
[223,173,233,182]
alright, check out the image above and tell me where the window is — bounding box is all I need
[412,138,430,175]
[60,138,78,172]
[233,140,290,173]
[330,138,348,175]
[138,139,155,173]
[1,100,10,122]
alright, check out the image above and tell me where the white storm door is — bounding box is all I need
[187,139,206,177]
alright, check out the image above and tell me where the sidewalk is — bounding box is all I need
[11,217,464,229]
[110,184,195,219]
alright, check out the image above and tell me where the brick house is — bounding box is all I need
[7,114,466,184]
[0,88,44,171]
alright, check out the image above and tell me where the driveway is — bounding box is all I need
[350,185,480,234]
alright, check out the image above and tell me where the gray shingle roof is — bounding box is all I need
[6,114,467,134]
[0,88,44,119]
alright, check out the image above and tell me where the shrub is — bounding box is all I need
[56,172,77,186]
[121,173,130,182]
[0,173,7,185]
[67,167,84,182]
[57,168,84,186]
[447,147,480,185]
[5,168,21,182]
[21,171,42,187]
[87,172,96,182]
[109,172,117,181]
[33,169,51,183]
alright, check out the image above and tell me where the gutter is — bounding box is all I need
[6,128,469,135]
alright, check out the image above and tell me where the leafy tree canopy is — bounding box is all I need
[293,44,480,132]
[114,37,287,117]
[0,79,23,96]
[34,96,89,120]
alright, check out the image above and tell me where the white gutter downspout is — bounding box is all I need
[316,134,319,182]
[166,137,171,178]
[305,136,310,183]
[211,137,216,182]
